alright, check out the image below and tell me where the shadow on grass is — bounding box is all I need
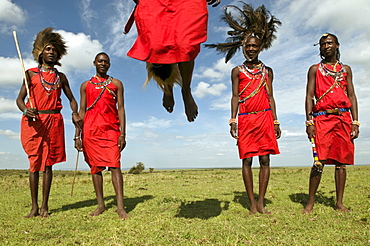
[289,191,335,209]
[233,191,272,211]
[50,195,153,214]
[175,199,230,219]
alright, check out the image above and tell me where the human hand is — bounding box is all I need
[230,124,238,139]
[351,125,359,139]
[23,107,38,118]
[274,125,281,139]
[306,125,316,139]
[74,138,83,152]
[206,0,221,7]
[118,136,126,151]
[72,113,83,130]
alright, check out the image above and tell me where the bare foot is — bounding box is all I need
[302,204,314,214]
[117,208,130,220]
[162,91,174,113]
[24,207,39,218]
[39,207,50,218]
[249,205,258,215]
[182,90,198,122]
[336,204,351,212]
[258,206,271,215]
[89,207,105,217]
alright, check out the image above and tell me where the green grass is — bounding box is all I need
[1,166,369,245]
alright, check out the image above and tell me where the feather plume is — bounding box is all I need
[205,2,281,63]
[32,27,67,66]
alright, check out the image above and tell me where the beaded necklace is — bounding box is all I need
[316,61,346,102]
[238,63,267,103]
[38,65,60,96]
[86,76,116,111]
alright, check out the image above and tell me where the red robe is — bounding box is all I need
[21,67,65,172]
[313,62,354,165]
[82,77,121,174]
[237,65,279,159]
[127,0,208,64]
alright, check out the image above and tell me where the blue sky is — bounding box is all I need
[0,0,369,171]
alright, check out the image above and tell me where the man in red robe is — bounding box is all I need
[127,0,221,122]
[16,28,82,218]
[74,52,129,220]
[230,36,281,215]
[303,33,359,214]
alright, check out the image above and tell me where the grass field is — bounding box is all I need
[1,166,369,245]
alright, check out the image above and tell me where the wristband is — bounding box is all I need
[23,108,28,115]
[305,120,314,127]
[72,112,78,116]
[352,120,360,126]
[273,120,280,125]
[73,136,80,141]
[229,118,237,126]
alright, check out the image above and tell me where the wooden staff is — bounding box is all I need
[70,151,80,196]
[123,5,137,34]
[13,31,35,121]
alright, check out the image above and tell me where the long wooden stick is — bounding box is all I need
[13,31,33,109]
[71,151,80,196]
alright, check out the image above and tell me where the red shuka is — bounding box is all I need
[313,63,354,165]
[82,77,121,174]
[21,67,65,172]
[236,65,280,159]
[127,0,208,64]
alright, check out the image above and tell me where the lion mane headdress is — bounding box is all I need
[205,2,281,63]
[32,27,67,66]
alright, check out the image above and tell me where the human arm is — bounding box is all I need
[15,70,38,118]
[60,73,83,129]
[267,67,281,139]
[230,67,239,139]
[74,81,87,152]
[305,65,317,138]
[112,78,127,152]
[344,65,359,139]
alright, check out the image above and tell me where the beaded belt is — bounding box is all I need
[38,110,61,114]
[312,108,349,117]
[238,108,271,116]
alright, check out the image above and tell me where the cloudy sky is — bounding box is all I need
[0,0,369,171]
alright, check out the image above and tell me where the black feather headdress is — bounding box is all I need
[205,2,281,63]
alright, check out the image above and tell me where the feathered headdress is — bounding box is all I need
[32,27,67,66]
[205,2,281,63]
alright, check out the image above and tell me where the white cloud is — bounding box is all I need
[0,97,17,113]
[0,0,27,33]
[193,81,227,98]
[57,30,103,74]
[130,116,173,129]
[0,129,19,140]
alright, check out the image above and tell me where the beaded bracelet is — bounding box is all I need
[72,112,79,116]
[352,120,360,126]
[229,118,237,126]
[73,136,80,141]
[305,120,314,127]
[273,120,280,125]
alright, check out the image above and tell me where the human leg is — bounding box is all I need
[162,83,175,113]
[242,158,257,214]
[25,171,40,218]
[257,155,271,214]
[302,165,323,214]
[40,166,52,217]
[178,60,198,122]
[335,164,349,212]
[111,168,130,220]
[90,171,105,216]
